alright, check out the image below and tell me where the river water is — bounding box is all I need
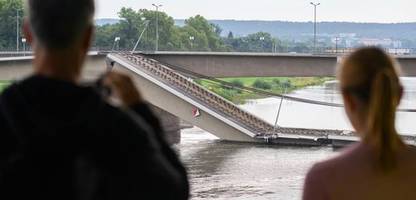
[177,78,416,200]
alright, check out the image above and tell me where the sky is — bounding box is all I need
[95,0,416,23]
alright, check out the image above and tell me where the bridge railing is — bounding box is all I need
[117,53,274,136]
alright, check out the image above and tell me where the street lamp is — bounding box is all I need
[310,2,320,53]
[21,38,27,56]
[152,4,163,52]
[16,9,22,52]
[112,37,121,52]
[189,36,195,50]
[259,37,265,52]
[334,36,341,54]
[272,39,277,53]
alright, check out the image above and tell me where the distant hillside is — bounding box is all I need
[95,18,120,26]
[96,18,416,40]
[176,20,416,40]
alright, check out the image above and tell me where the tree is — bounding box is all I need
[227,32,234,40]
[116,8,144,50]
[92,7,298,53]
[183,15,227,51]
[94,8,178,51]
[177,25,209,51]
[0,0,24,50]
[94,24,120,50]
[224,32,282,52]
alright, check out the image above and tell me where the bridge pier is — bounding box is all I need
[150,105,181,144]
[150,105,194,145]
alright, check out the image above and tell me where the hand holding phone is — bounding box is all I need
[101,72,143,107]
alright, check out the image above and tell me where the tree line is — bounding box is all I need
[94,8,297,52]
[94,8,229,52]
[0,0,24,50]
[0,0,315,53]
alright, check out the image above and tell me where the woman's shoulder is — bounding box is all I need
[307,143,368,177]
[303,143,369,198]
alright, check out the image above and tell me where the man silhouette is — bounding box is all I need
[0,0,189,199]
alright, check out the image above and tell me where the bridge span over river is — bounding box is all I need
[2,51,416,78]
[106,53,416,147]
[1,51,416,147]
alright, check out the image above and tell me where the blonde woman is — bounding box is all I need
[303,47,416,200]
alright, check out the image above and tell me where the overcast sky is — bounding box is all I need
[95,0,416,23]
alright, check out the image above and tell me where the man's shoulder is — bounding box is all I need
[92,101,153,135]
[93,101,132,121]
[0,82,20,115]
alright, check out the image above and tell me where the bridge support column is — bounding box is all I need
[150,105,193,145]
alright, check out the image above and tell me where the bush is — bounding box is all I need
[281,80,292,89]
[272,78,281,85]
[252,79,272,90]
[221,79,243,92]
[230,80,244,88]
[217,88,238,102]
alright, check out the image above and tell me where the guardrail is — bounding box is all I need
[118,53,273,136]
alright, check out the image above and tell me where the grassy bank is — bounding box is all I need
[195,77,333,104]
[0,81,10,93]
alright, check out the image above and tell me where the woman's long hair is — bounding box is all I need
[339,47,405,171]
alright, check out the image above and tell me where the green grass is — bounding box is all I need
[196,77,334,104]
[0,81,11,93]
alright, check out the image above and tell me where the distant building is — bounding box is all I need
[358,38,402,48]
[387,48,411,55]
[392,41,403,48]
[339,33,357,38]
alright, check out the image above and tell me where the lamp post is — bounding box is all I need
[152,4,162,52]
[334,36,340,54]
[22,38,27,56]
[260,37,265,52]
[112,37,120,52]
[310,2,320,53]
[189,36,195,50]
[16,9,21,52]
[272,39,277,53]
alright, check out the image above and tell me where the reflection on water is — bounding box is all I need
[178,78,416,200]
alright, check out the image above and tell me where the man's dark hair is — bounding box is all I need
[27,0,95,49]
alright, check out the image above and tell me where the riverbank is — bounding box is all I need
[196,77,333,104]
